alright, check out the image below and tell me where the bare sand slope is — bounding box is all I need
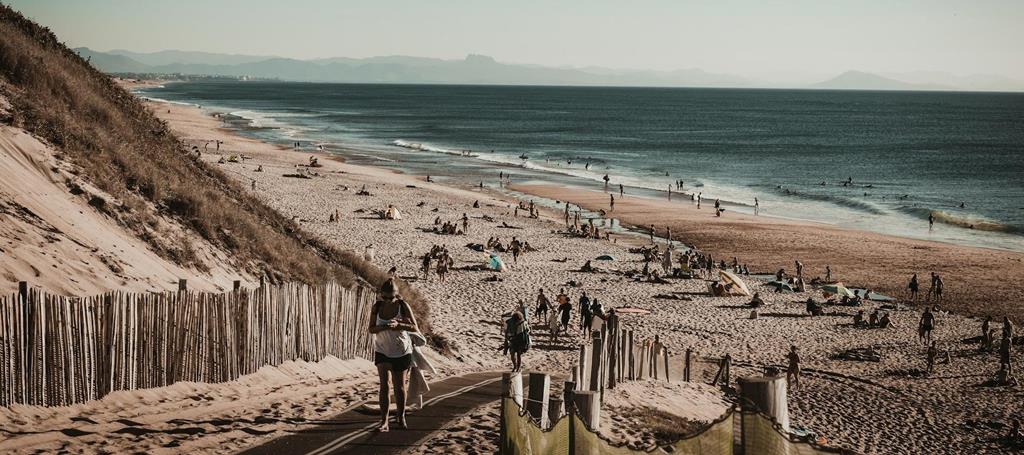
[0,125,246,296]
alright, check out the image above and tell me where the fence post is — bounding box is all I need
[526,372,550,428]
[622,329,630,381]
[738,374,789,431]
[566,382,576,455]
[500,372,510,454]
[607,313,618,389]
[178,279,187,293]
[233,280,241,292]
[685,348,692,382]
[18,281,29,406]
[588,333,602,391]
[573,390,600,430]
[664,348,670,382]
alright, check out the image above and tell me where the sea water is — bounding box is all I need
[139,81,1024,251]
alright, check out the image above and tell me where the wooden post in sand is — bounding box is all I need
[573,390,601,430]
[526,372,550,428]
[619,328,626,382]
[547,396,564,425]
[628,330,634,380]
[739,375,790,432]
[663,348,670,382]
[684,348,692,382]
[578,344,587,390]
[607,314,618,389]
[637,341,646,380]
[178,279,187,293]
[233,280,241,292]
[589,333,602,391]
[509,371,524,407]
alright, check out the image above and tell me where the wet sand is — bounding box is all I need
[513,183,1024,322]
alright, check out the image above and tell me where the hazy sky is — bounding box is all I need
[8,0,1024,80]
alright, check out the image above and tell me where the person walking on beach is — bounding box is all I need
[577,291,591,330]
[926,341,938,374]
[754,197,760,216]
[697,192,702,209]
[928,272,938,301]
[909,274,920,301]
[504,310,528,372]
[369,279,418,432]
[619,184,624,197]
[536,288,550,323]
[786,345,801,390]
[999,331,1013,374]
[928,212,935,231]
[557,295,573,334]
[919,308,936,345]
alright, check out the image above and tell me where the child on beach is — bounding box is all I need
[786,346,801,390]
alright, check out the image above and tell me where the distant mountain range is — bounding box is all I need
[74,48,1024,92]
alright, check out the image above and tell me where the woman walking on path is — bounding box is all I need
[368,279,419,432]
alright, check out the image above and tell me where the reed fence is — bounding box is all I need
[0,281,375,407]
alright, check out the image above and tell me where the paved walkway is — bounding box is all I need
[241,371,501,455]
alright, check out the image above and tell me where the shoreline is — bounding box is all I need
[511,183,1024,321]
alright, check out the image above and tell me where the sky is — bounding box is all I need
[7,0,1024,81]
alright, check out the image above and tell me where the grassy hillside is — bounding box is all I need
[0,4,430,331]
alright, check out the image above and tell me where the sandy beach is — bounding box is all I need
[3,93,1020,455]
[513,183,1024,322]
[142,99,1021,454]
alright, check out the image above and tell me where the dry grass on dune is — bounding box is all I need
[0,5,429,330]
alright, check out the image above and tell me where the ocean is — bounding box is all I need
[139,81,1024,251]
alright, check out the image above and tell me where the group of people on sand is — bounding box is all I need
[515,200,540,219]
[420,245,454,282]
[907,272,943,301]
[432,213,468,235]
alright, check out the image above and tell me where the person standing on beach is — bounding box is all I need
[909,274,920,300]
[999,331,1013,374]
[929,212,935,230]
[928,272,938,301]
[649,224,655,243]
[919,308,936,345]
[786,345,801,390]
[667,185,672,201]
[934,274,944,302]
[795,260,804,278]
[666,227,672,242]
[461,213,469,234]
[619,184,624,197]
[609,194,615,212]
[557,295,573,334]
[369,279,418,432]
[578,291,591,330]
[926,341,938,374]
[697,192,702,209]
[504,310,528,372]
[564,202,571,226]
[536,289,551,323]
[981,316,993,352]
[1003,316,1015,342]
[754,197,760,216]
[825,265,832,282]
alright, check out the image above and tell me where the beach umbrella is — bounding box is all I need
[718,270,752,296]
[820,283,854,298]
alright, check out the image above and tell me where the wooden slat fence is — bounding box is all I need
[0,281,375,407]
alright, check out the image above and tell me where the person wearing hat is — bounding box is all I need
[368,279,419,432]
